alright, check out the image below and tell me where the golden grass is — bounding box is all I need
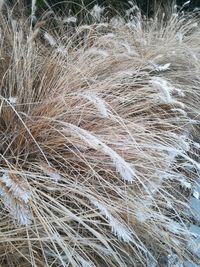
[0,3,200,266]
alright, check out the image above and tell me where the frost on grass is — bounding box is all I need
[84,48,109,58]
[150,62,171,72]
[5,96,17,105]
[180,179,192,189]
[193,190,199,199]
[76,255,95,267]
[31,0,37,22]
[90,198,132,242]
[44,32,57,47]
[63,16,77,24]
[0,173,32,225]
[39,163,61,182]
[151,77,174,103]
[1,173,31,203]
[126,3,140,17]
[151,77,184,105]
[63,124,136,182]
[82,94,109,118]
[90,5,105,22]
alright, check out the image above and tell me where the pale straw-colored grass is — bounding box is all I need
[0,3,200,266]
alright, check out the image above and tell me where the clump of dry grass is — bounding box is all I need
[0,3,200,267]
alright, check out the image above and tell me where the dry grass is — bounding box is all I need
[0,3,200,267]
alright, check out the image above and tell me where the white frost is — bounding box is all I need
[83,94,109,118]
[90,5,105,21]
[90,198,132,242]
[63,124,136,182]
[193,190,199,199]
[63,16,77,23]
[44,32,57,47]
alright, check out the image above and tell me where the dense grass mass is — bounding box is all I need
[0,1,200,266]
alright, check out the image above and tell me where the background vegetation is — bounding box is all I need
[22,0,200,18]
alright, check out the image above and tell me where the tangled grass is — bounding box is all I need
[0,2,200,266]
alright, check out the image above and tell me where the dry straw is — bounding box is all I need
[0,2,200,266]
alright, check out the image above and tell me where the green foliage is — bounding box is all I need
[37,0,46,9]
